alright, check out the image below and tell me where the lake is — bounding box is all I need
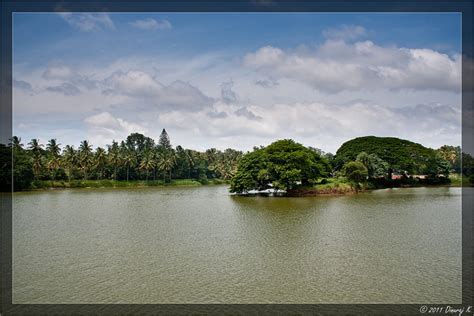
[13,185,462,304]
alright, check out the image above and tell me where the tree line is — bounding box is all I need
[1,132,471,192]
[5,129,243,191]
[229,137,470,194]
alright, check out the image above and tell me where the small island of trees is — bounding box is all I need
[1,131,473,193]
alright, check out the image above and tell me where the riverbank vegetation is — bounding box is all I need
[230,136,473,195]
[3,129,241,191]
[2,132,473,193]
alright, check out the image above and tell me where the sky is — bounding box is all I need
[13,12,461,153]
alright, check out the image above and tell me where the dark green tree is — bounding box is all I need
[230,139,330,193]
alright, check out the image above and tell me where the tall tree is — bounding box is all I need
[158,129,172,152]
[122,149,137,181]
[107,141,121,181]
[62,145,77,182]
[157,151,176,182]
[78,140,93,180]
[94,147,107,179]
[46,139,61,181]
[139,150,156,180]
[28,139,44,180]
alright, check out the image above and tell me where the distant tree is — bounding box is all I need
[10,136,23,150]
[356,151,388,178]
[78,140,93,180]
[158,129,172,152]
[9,139,33,191]
[28,139,44,180]
[160,151,177,182]
[230,139,330,193]
[139,150,156,180]
[437,145,461,173]
[122,149,137,181]
[62,145,77,182]
[424,153,451,177]
[107,141,121,181]
[94,147,107,179]
[334,136,442,175]
[343,161,368,189]
[46,139,61,157]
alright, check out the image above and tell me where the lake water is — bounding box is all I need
[13,185,462,304]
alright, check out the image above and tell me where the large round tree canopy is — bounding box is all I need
[230,139,330,193]
[333,136,446,174]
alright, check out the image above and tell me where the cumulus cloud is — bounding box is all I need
[207,111,228,119]
[103,70,214,111]
[42,63,98,89]
[323,25,368,40]
[220,80,238,104]
[235,106,262,121]
[84,112,147,146]
[244,40,461,93]
[130,18,172,30]
[57,12,115,32]
[42,64,75,80]
[255,78,278,88]
[151,100,460,152]
[46,82,81,96]
[13,79,34,94]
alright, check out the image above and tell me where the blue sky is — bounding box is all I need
[13,12,461,152]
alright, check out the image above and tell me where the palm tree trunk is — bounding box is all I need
[127,166,129,181]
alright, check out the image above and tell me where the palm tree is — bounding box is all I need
[46,139,61,157]
[9,136,23,150]
[28,138,43,154]
[122,150,137,181]
[78,140,93,180]
[139,150,156,180]
[94,147,107,179]
[157,151,176,183]
[107,141,121,180]
[28,139,43,180]
[62,145,76,182]
[46,139,62,181]
[46,155,61,182]
[184,149,195,178]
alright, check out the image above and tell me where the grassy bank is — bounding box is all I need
[287,178,355,196]
[29,178,229,190]
[287,174,467,197]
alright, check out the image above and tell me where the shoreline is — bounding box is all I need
[22,179,229,192]
[14,176,467,194]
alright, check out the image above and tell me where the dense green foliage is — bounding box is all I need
[355,152,388,178]
[5,131,242,191]
[342,161,368,184]
[230,139,330,193]
[334,136,450,176]
[3,132,471,192]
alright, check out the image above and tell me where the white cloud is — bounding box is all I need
[323,25,368,40]
[235,106,262,121]
[46,82,81,96]
[244,40,461,93]
[220,80,238,104]
[103,70,214,111]
[58,13,115,32]
[130,18,172,31]
[84,112,147,147]
[13,79,34,94]
[42,63,75,80]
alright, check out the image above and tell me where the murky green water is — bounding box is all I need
[13,186,461,304]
